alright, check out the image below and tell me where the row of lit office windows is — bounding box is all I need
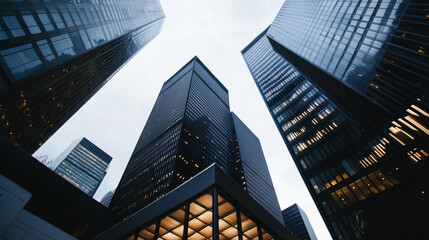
[56,160,101,186]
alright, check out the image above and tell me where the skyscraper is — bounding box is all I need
[109,57,284,224]
[50,137,112,197]
[0,0,165,153]
[100,189,115,207]
[282,204,317,240]
[243,1,428,239]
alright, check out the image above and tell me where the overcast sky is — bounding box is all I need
[34,1,332,239]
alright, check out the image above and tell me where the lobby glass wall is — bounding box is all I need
[123,189,277,240]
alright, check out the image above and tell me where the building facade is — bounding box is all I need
[109,57,284,224]
[50,137,112,197]
[97,165,297,240]
[282,204,317,240]
[0,0,165,153]
[242,1,428,239]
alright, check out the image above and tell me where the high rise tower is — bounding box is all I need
[0,0,165,153]
[109,57,283,224]
[282,204,318,240]
[243,0,428,239]
[50,137,112,197]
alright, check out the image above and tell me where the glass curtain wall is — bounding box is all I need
[123,188,277,240]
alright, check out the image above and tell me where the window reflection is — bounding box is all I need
[22,14,41,34]
[50,9,65,29]
[51,34,76,61]
[0,44,42,80]
[37,11,54,31]
[2,16,25,37]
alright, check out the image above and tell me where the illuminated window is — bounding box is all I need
[218,195,239,240]
[260,228,274,240]
[122,190,278,240]
[188,193,213,239]
[241,213,259,240]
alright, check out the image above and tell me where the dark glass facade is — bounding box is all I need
[0,0,165,153]
[109,57,283,225]
[282,204,317,240]
[268,0,406,93]
[242,1,429,239]
[231,112,283,223]
[50,137,112,197]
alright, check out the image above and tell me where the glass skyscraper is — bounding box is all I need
[282,204,317,240]
[50,137,112,197]
[100,189,115,207]
[0,0,165,153]
[109,57,284,225]
[243,0,428,239]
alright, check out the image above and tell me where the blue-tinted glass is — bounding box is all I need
[51,34,76,59]
[2,16,25,37]
[51,9,65,29]
[79,30,92,50]
[60,10,74,27]
[0,44,42,80]
[0,24,8,40]
[37,13,54,31]
[22,15,41,34]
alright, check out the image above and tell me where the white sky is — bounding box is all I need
[35,1,332,239]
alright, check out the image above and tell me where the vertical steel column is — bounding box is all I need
[212,187,219,240]
[183,202,190,240]
[257,225,263,240]
[236,209,243,240]
[153,219,161,240]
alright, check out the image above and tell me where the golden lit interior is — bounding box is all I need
[138,224,156,240]
[158,206,186,239]
[218,195,239,240]
[124,191,277,240]
[188,193,213,240]
[241,213,259,240]
[261,228,274,240]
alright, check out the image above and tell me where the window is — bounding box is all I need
[22,14,41,34]
[37,40,56,65]
[2,16,25,37]
[79,30,92,50]
[51,34,76,60]
[37,11,54,31]
[60,8,74,27]
[68,6,82,25]
[50,9,65,29]
[0,44,42,80]
[0,23,8,40]
[87,26,106,46]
